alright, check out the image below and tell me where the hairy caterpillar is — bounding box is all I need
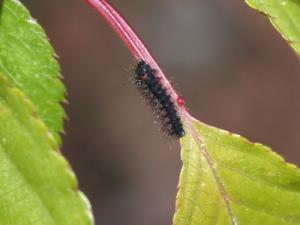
[134,60,185,138]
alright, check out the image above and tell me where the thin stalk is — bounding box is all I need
[84,0,190,119]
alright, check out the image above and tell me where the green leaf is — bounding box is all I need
[0,0,66,143]
[174,119,300,225]
[245,0,300,57]
[0,74,93,225]
[0,0,93,224]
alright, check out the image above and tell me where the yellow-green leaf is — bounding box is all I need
[245,0,300,56]
[174,119,300,225]
[0,74,93,225]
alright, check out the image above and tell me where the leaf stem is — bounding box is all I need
[84,0,190,119]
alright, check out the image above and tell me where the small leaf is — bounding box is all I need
[174,119,300,225]
[0,0,66,143]
[245,0,300,57]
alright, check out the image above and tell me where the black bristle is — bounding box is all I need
[134,60,185,138]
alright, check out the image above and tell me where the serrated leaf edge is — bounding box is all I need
[0,73,93,224]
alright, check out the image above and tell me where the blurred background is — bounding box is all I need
[22,0,300,224]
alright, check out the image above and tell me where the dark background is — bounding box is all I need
[22,1,300,225]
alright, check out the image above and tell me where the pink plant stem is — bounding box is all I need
[84,0,190,118]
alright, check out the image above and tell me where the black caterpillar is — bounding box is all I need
[134,60,185,138]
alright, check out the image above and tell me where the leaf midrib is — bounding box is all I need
[192,122,300,225]
[189,123,237,225]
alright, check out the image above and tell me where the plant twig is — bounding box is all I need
[84,0,190,119]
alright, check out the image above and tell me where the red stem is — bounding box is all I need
[84,0,189,117]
